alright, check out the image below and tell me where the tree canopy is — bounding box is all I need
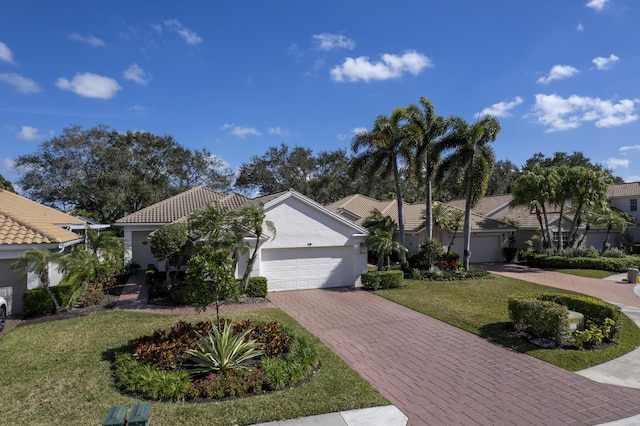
[13,125,234,223]
[0,174,15,192]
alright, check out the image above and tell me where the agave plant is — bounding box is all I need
[185,324,264,374]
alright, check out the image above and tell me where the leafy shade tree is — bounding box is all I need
[14,125,234,223]
[235,144,316,196]
[352,108,416,267]
[11,249,65,313]
[150,223,188,286]
[0,173,15,192]
[362,210,406,270]
[235,204,276,292]
[184,245,238,329]
[406,96,447,240]
[486,159,520,195]
[437,115,500,269]
[524,151,623,184]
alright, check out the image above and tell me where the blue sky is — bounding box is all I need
[1,0,640,188]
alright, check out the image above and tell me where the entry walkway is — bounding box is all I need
[269,287,640,426]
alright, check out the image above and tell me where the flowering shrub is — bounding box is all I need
[187,368,265,399]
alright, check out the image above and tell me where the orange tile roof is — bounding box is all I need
[0,189,85,245]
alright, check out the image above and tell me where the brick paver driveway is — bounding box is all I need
[269,288,640,426]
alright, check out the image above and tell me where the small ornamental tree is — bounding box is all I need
[150,222,188,286]
[184,245,238,329]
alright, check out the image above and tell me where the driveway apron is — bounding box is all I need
[269,288,640,426]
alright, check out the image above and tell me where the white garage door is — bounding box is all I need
[262,246,353,291]
[470,235,502,263]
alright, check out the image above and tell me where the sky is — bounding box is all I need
[1,0,640,190]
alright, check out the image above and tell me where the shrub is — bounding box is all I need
[114,352,192,400]
[82,283,105,306]
[520,252,636,272]
[229,319,291,357]
[408,239,447,269]
[602,248,626,258]
[245,276,268,298]
[361,270,403,290]
[262,335,319,390]
[184,324,265,374]
[186,368,265,399]
[22,282,77,317]
[508,293,621,348]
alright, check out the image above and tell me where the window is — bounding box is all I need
[552,231,570,248]
[631,199,638,212]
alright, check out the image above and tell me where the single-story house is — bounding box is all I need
[115,187,369,291]
[608,182,640,242]
[326,194,515,263]
[0,190,87,315]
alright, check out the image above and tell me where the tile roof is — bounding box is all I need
[446,194,513,215]
[115,187,250,224]
[608,182,640,199]
[326,194,511,232]
[0,189,85,245]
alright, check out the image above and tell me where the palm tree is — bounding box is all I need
[363,210,406,270]
[352,107,416,267]
[236,203,276,292]
[60,245,102,309]
[437,115,501,269]
[406,97,447,240]
[12,248,65,313]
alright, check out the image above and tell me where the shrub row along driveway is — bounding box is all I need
[269,287,640,426]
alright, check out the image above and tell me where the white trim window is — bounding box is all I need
[552,231,570,248]
[631,199,638,212]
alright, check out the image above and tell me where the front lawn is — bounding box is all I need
[0,309,387,426]
[554,269,617,279]
[376,275,640,371]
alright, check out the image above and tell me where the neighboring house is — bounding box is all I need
[115,188,369,291]
[0,190,86,315]
[608,182,640,242]
[326,194,514,263]
[449,193,623,251]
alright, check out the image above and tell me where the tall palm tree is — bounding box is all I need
[352,107,416,267]
[437,115,501,269]
[12,248,65,313]
[406,97,447,240]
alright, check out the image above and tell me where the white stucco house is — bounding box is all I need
[115,187,369,291]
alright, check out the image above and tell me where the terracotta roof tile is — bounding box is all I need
[116,187,250,224]
[608,182,640,199]
[0,190,84,245]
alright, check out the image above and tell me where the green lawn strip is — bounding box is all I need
[554,269,618,279]
[0,309,387,426]
[377,275,640,371]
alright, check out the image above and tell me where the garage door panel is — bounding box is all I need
[262,247,352,291]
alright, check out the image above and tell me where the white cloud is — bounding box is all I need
[0,73,40,93]
[528,94,639,132]
[313,33,355,51]
[15,125,48,140]
[605,158,629,169]
[624,175,640,183]
[68,33,107,47]
[330,50,433,83]
[475,97,524,118]
[0,42,14,63]
[221,123,260,139]
[586,0,609,11]
[0,157,14,174]
[268,127,289,136]
[620,145,640,152]
[577,23,584,31]
[536,65,579,85]
[163,19,202,45]
[123,63,151,86]
[337,127,368,140]
[593,54,619,70]
[56,72,121,99]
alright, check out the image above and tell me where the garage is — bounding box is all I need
[262,246,353,291]
[448,234,504,263]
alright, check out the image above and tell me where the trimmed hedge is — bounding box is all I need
[22,282,77,317]
[508,292,622,347]
[519,252,638,272]
[361,270,403,290]
[245,276,268,298]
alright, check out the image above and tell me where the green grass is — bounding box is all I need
[377,274,640,371]
[0,309,387,426]
[554,269,618,279]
